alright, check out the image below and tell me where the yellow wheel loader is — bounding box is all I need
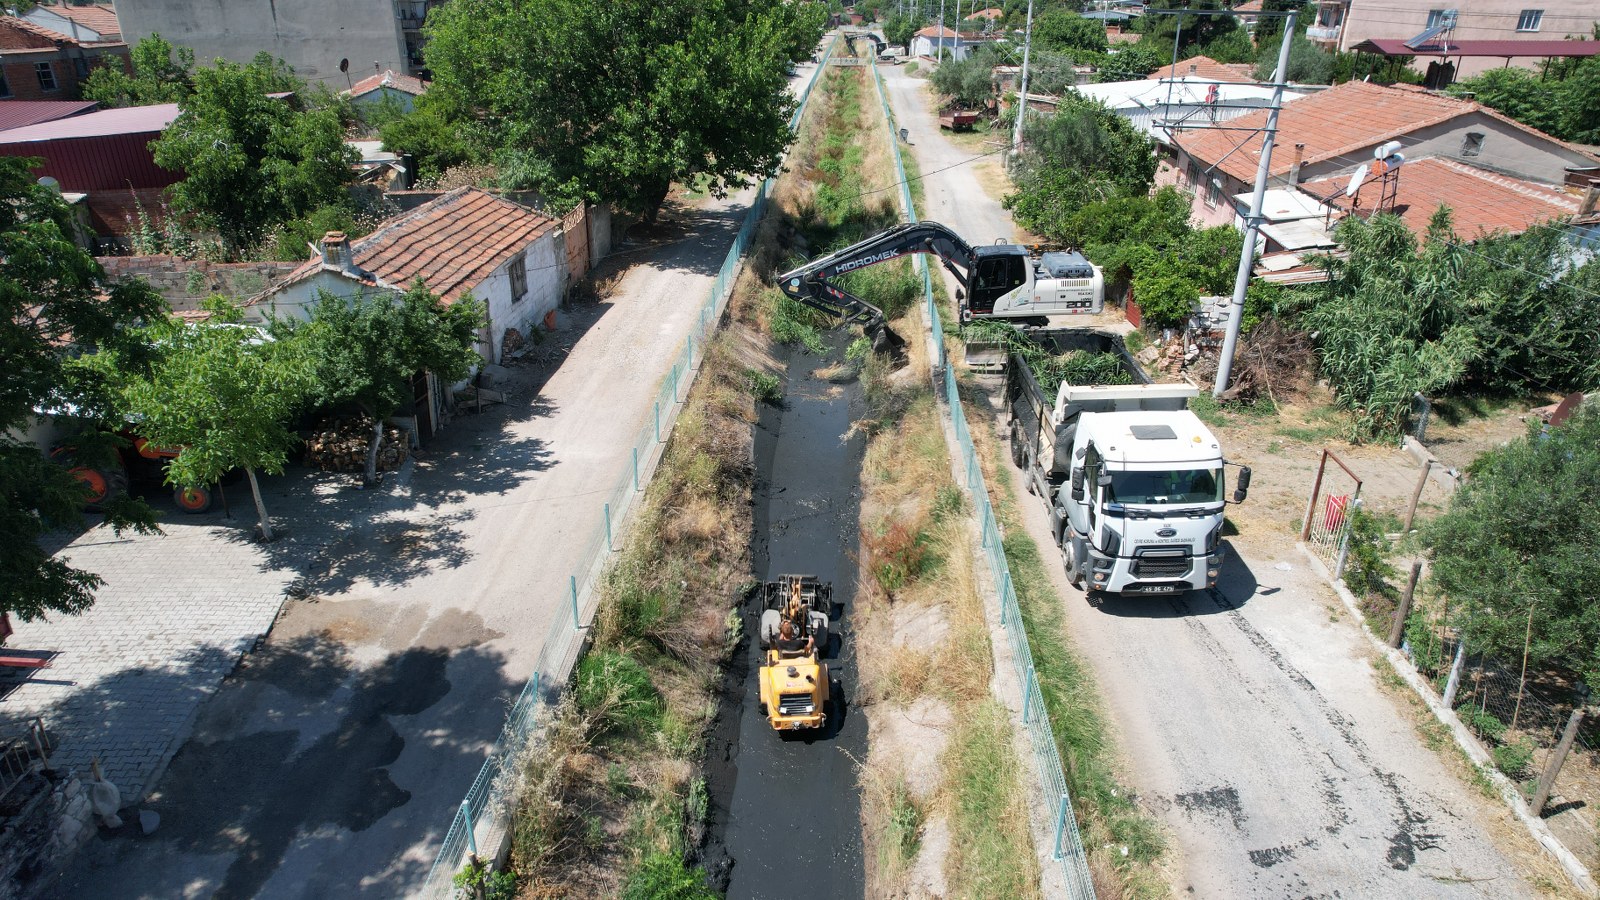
[756,575,836,733]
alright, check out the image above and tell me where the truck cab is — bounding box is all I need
[1057,406,1230,595]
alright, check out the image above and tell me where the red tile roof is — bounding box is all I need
[916,25,960,38]
[46,4,121,38]
[1147,55,1257,84]
[1175,80,1598,185]
[275,188,560,304]
[1302,156,1577,240]
[965,7,1003,19]
[1233,0,1263,13]
[0,100,97,131]
[346,69,429,99]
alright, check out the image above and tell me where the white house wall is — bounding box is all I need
[481,232,563,363]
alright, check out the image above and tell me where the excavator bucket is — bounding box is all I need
[870,323,908,363]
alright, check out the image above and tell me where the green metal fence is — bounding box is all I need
[418,35,837,898]
[870,62,1096,900]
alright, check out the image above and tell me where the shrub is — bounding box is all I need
[1132,258,1200,330]
[575,651,663,735]
[1462,707,1507,743]
[745,369,782,405]
[620,853,716,900]
[867,519,930,592]
[1492,737,1535,778]
[1341,506,1398,599]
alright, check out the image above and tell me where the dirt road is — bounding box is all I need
[883,63,1538,897]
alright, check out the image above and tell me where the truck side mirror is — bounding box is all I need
[1232,467,1252,503]
[1070,467,1084,501]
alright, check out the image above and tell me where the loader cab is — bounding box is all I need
[967,244,1030,316]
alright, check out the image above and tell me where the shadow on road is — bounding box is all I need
[57,622,516,900]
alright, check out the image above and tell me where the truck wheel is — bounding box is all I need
[1062,541,1085,589]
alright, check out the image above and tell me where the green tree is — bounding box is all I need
[1033,9,1107,55]
[422,0,827,222]
[375,93,471,184]
[1199,23,1256,65]
[152,55,357,256]
[931,54,996,109]
[1446,67,1559,134]
[121,305,313,542]
[275,283,485,485]
[1425,407,1600,687]
[1,158,166,621]
[1555,55,1600,144]
[1254,28,1336,84]
[1005,92,1157,239]
[1140,0,1239,55]
[1094,39,1167,82]
[883,11,926,48]
[1132,256,1201,330]
[80,33,195,108]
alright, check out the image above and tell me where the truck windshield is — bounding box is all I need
[1106,468,1222,505]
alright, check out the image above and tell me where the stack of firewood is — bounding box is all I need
[303,415,409,473]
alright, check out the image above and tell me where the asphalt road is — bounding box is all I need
[59,57,831,900]
[883,63,1535,897]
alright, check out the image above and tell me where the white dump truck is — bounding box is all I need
[1004,330,1250,596]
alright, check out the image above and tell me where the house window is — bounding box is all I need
[1516,9,1543,31]
[1186,161,1201,192]
[1461,132,1484,157]
[73,57,90,79]
[1205,177,1223,208]
[0,72,10,98]
[35,62,57,92]
[508,251,527,302]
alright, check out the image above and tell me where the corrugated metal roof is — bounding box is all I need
[1351,37,1600,59]
[0,103,178,142]
[0,100,96,131]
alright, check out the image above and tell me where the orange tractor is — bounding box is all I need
[52,432,223,515]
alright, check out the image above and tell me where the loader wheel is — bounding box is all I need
[758,703,768,718]
[175,485,213,514]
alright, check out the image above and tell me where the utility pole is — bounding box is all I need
[1011,0,1035,148]
[938,0,945,60]
[1213,10,1297,399]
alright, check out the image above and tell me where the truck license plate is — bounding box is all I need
[1139,585,1179,593]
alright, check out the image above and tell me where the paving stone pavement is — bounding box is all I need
[0,473,368,802]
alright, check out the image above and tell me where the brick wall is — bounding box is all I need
[98,256,303,311]
[0,48,130,101]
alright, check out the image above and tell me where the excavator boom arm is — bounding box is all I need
[775,222,977,353]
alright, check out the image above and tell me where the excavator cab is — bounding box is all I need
[966,246,1030,319]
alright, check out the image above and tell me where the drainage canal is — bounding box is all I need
[699,334,867,899]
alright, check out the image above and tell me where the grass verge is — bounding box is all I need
[958,371,1169,898]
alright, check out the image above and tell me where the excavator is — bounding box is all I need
[776,221,1104,355]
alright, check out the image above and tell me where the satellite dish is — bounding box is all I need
[1374,141,1402,161]
[37,176,60,194]
[339,58,349,73]
[1344,163,1369,198]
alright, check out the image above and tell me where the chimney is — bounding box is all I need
[320,231,352,270]
[1579,179,1600,220]
[1288,142,1306,185]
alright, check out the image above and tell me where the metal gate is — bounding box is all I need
[1299,449,1364,577]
